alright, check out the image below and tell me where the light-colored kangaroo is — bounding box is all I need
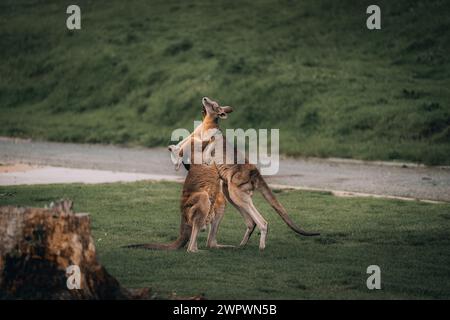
[174,97,320,250]
[125,103,233,252]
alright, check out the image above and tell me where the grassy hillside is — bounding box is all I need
[1,0,449,164]
[1,181,450,299]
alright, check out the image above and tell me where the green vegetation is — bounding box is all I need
[1,0,450,164]
[1,181,450,299]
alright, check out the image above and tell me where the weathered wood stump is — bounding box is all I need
[0,200,130,299]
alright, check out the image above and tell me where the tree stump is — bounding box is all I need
[0,200,130,299]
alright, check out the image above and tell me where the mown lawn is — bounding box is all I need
[1,0,449,164]
[1,181,449,299]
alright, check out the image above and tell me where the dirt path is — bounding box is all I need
[1,137,449,202]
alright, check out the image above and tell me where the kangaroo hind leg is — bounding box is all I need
[187,192,210,253]
[222,185,255,247]
[228,184,268,250]
[207,194,235,248]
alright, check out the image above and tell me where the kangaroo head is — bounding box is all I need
[202,97,233,120]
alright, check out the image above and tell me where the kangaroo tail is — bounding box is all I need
[124,217,191,250]
[255,172,320,236]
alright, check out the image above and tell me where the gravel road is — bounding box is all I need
[1,137,449,202]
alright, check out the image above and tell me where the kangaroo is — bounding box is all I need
[126,164,225,252]
[175,97,319,250]
[125,103,234,252]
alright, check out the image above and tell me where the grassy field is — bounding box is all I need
[1,0,450,164]
[1,181,449,299]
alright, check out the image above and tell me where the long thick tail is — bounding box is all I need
[124,217,191,250]
[255,172,320,236]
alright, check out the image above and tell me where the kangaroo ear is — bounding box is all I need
[221,106,233,113]
[218,113,228,119]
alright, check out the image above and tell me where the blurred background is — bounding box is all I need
[1,0,449,164]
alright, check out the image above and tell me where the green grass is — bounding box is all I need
[1,181,450,299]
[1,0,450,164]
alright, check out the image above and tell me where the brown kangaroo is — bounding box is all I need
[176,97,320,250]
[125,165,226,252]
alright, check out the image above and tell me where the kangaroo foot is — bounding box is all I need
[208,243,236,249]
